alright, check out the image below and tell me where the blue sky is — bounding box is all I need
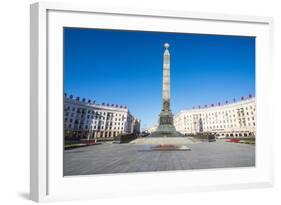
[64,27,255,129]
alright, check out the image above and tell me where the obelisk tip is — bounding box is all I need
[164,43,170,49]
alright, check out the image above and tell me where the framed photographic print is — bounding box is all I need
[30,2,274,202]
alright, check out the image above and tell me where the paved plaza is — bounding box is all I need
[64,141,255,176]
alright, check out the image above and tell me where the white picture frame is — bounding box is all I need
[30,2,274,202]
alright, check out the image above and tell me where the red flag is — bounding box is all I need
[248,94,252,99]
[218,102,221,106]
[211,104,214,107]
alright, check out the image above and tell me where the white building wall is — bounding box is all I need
[64,95,140,139]
[174,98,256,138]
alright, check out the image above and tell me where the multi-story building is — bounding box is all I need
[146,125,158,134]
[64,94,140,140]
[174,97,256,138]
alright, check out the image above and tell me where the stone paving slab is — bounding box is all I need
[63,142,255,176]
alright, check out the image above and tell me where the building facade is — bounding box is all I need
[146,125,158,134]
[64,94,140,140]
[174,97,256,138]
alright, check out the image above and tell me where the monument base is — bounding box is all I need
[153,109,181,137]
[130,121,197,145]
[147,130,185,138]
[149,115,185,138]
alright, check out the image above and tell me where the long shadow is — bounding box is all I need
[17,192,29,200]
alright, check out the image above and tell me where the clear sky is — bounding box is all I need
[64,27,255,130]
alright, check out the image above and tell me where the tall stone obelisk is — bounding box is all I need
[131,43,193,145]
[162,43,172,112]
[150,43,183,137]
